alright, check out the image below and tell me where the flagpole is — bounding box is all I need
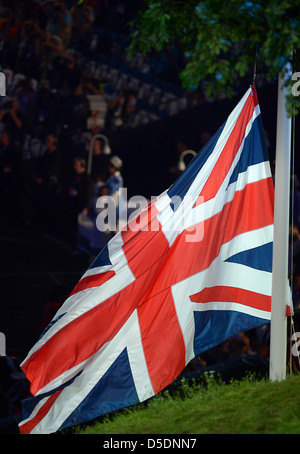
[269,64,292,381]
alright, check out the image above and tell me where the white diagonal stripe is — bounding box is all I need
[24,309,154,434]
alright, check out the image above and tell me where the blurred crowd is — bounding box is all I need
[0,0,208,239]
[0,1,137,237]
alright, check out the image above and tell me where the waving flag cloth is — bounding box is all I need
[19,86,281,434]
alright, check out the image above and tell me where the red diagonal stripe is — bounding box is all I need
[195,92,254,206]
[19,389,64,434]
[70,271,115,296]
[190,286,271,312]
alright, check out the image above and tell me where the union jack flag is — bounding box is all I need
[19,86,279,434]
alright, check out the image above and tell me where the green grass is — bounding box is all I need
[76,372,300,435]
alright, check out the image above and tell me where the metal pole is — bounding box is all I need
[269,65,292,381]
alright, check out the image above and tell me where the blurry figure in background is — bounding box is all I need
[39,30,64,79]
[87,136,111,217]
[93,136,111,156]
[12,78,37,136]
[35,133,61,230]
[168,139,188,176]
[51,50,82,93]
[34,79,59,138]
[0,98,24,145]
[0,6,20,68]
[91,136,110,180]
[105,155,125,233]
[76,70,102,95]
[44,0,72,49]
[106,155,123,199]
[122,89,137,128]
[71,1,95,49]
[36,133,61,191]
[105,86,137,131]
[222,332,250,360]
[60,156,92,241]
[17,20,41,79]
[0,129,18,218]
[88,171,107,219]
[168,133,211,180]
[250,324,270,360]
[168,139,196,178]
[71,156,90,215]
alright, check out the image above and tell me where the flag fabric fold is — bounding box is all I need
[19,86,279,434]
